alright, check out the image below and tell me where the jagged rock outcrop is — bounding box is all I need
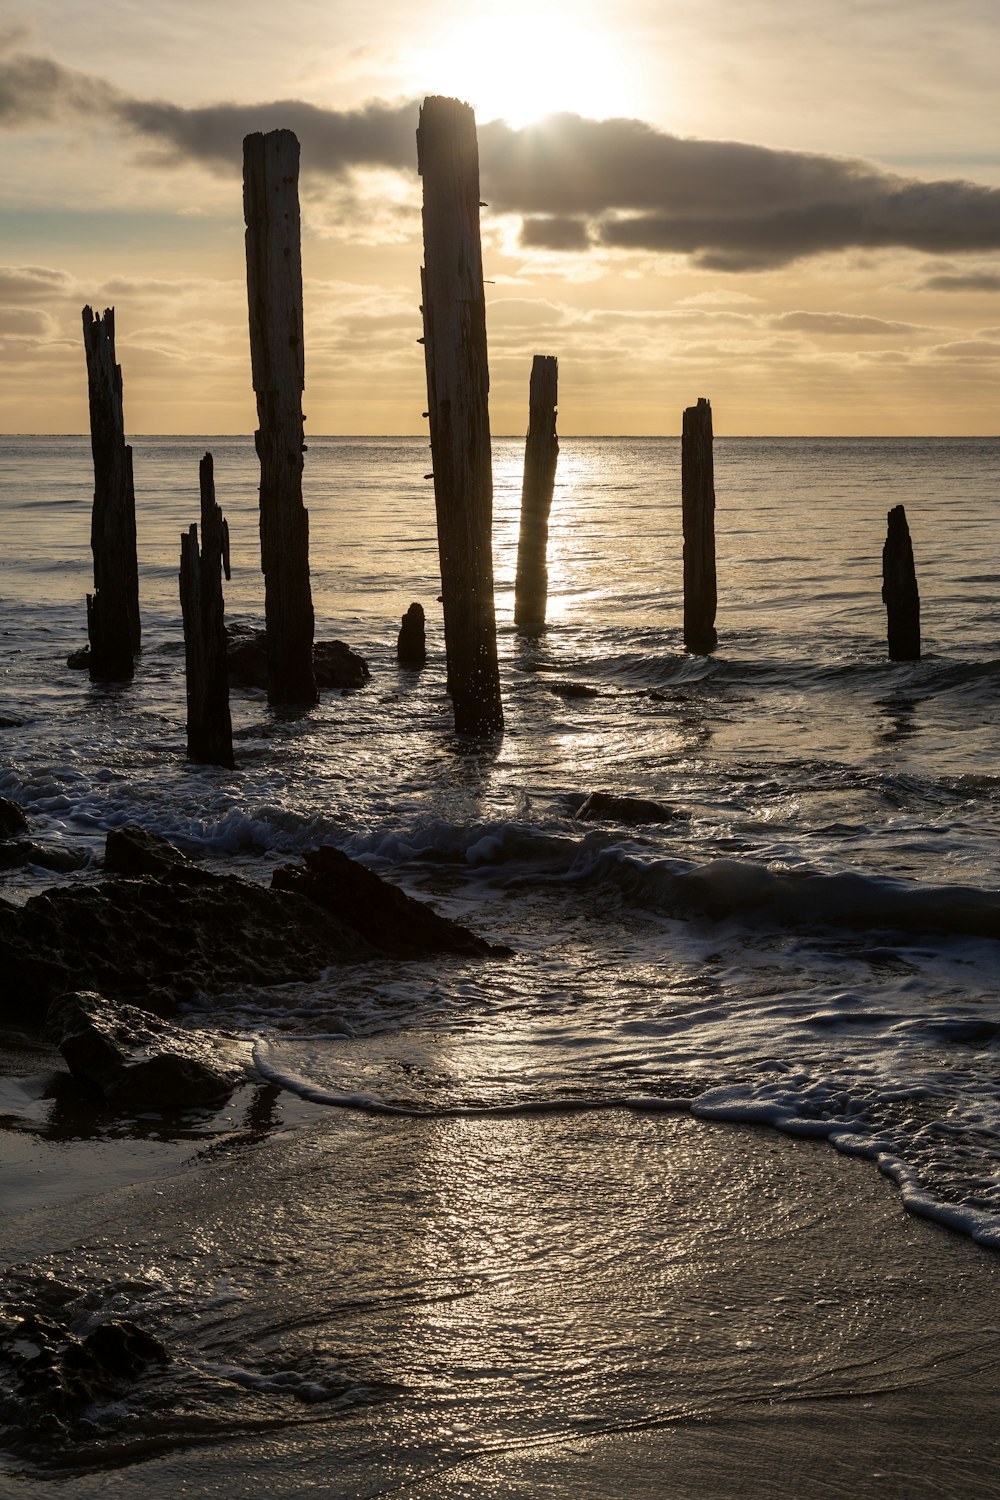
[1,828,502,1024]
[271,844,507,957]
[48,989,239,1110]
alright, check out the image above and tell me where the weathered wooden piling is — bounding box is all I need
[417,96,503,736]
[681,396,718,653]
[397,602,427,666]
[514,355,559,633]
[243,129,317,707]
[882,504,920,661]
[180,454,235,769]
[82,306,141,680]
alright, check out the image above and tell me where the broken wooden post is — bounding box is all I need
[681,396,718,653]
[179,454,235,769]
[882,504,920,661]
[514,355,559,633]
[82,306,141,680]
[243,128,317,707]
[397,602,427,666]
[417,96,503,736]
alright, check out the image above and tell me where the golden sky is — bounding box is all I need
[2,0,999,434]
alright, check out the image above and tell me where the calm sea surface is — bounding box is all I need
[1,434,999,1482]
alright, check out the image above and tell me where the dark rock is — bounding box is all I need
[66,645,91,669]
[547,681,600,699]
[0,1313,166,1424]
[0,795,29,838]
[271,844,506,957]
[227,625,370,693]
[47,989,240,1110]
[397,602,427,666]
[1,829,505,1027]
[1,840,374,1021]
[313,639,371,692]
[104,824,203,881]
[576,791,679,824]
[0,840,89,873]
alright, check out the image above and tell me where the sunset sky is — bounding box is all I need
[2,0,999,435]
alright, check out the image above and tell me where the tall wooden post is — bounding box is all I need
[243,129,317,707]
[882,504,920,661]
[180,454,235,769]
[417,96,503,736]
[514,355,559,633]
[681,396,718,653]
[82,306,140,680]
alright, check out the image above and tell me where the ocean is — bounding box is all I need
[1,433,999,1490]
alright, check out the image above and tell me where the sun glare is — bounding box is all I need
[415,14,629,128]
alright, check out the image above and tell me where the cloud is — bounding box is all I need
[770,311,928,336]
[479,114,1000,270]
[0,265,74,301]
[5,50,1000,272]
[0,51,118,126]
[918,271,1000,291]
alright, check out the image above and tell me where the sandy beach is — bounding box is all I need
[3,1043,999,1499]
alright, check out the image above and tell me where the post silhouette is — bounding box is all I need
[514,355,559,633]
[180,453,234,769]
[243,129,317,707]
[397,602,427,666]
[681,396,718,653]
[417,96,503,736]
[82,306,140,680]
[882,504,920,661]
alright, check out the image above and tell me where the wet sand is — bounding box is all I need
[2,1094,1000,1499]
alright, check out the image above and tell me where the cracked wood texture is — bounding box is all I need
[82,306,140,680]
[417,96,503,736]
[514,355,559,634]
[244,129,317,707]
[180,453,235,768]
[882,504,921,661]
[681,396,718,654]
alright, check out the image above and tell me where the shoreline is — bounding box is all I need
[3,1089,1000,1497]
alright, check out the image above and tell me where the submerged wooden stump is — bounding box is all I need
[417,96,503,736]
[882,504,920,661]
[243,129,317,707]
[514,355,559,633]
[180,454,235,769]
[681,396,718,653]
[397,602,427,666]
[82,307,140,680]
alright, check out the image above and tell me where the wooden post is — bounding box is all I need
[180,454,235,769]
[681,396,718,653]
[243,129,317,707]
[397,602,427,666]
[82,306,140,680]
[514,355,559,633]
[417,96,503,736]
[882,504,920,661]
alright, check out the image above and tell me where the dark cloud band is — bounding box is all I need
[4,48,1000,271]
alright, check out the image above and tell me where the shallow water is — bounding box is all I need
[1,434,1000,1478]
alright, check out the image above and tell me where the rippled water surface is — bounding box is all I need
[2,434,1000,1483]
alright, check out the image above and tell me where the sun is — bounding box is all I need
[414,13,629,128]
